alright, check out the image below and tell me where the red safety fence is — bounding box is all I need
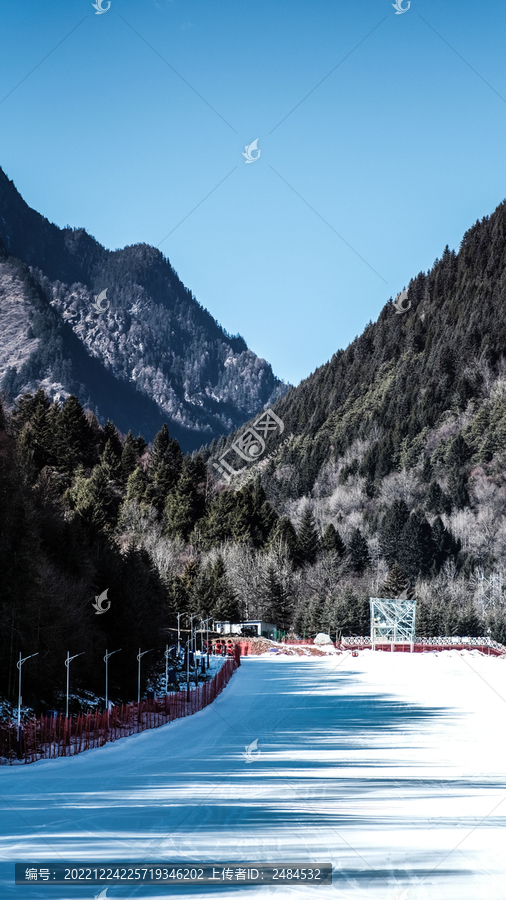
[0,647,240,766]
[237,637,506,657]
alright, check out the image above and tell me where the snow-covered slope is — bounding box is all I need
[1,652,505,899]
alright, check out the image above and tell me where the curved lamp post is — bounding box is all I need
[104,648,121,712]
[17,652,38,738]
[65,651,85,718]
[137,647,153,704]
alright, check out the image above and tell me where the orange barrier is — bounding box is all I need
[1,654,240,766]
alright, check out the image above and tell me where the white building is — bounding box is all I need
[214,620,279,639]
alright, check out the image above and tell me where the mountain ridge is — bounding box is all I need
[0,166,289,449]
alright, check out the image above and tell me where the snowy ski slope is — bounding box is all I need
[1,650,505,899]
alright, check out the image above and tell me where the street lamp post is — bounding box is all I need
[137,647,153,705]
[200,617,211,670]
[189,614,197,656]
[164,644,171,695]
[65,651,85,719]
[177,612,184,657]
[16,652,38,740]
[186,639,191,703]
[104,649,121,712]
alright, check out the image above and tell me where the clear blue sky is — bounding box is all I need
[1,0,506,386]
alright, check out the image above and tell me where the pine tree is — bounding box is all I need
[398,511,433,583]
[380,499,410,567]
[297,506,320,565]
[124,466,148,504]
[120,431,139,483]
[102,420,122,459]
[320,523,346,556]
[262,562,292,631]
[57,395,98,476]
[268,516,299,560]
[381,562,409,598]
[164,458,205,542]
[347,527,369,573]
[425,480,452,515]
[100,438,122,481]
[431,516,460,572]
[68,465,117,537]
[147,424,183,509]
[209,556,239,622]
[448,470,469,510]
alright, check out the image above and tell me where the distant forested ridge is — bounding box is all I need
[0,166,289,451]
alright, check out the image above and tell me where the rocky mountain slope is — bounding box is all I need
[0,167,288,450]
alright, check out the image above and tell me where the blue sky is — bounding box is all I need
[1,0,506,386]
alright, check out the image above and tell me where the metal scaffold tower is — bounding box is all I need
[473,569,503,614]
[370,597,417,651]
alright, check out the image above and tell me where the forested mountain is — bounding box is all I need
[3,193,506,719]
[0,167,288,451]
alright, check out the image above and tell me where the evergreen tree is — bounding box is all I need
[124,466,148,504]
[398,511,433,584]
[147,424,183,509]
[448,470,469,509]
[102,420,123,460]
[430,516,461,572]
[56,395,98,476]
[261,563,292,631]
[425,480,452,515]
[446,434,471,469]
[320,523,346,556]
[100,438,122,481]
[297,505,320,565]
[164,458,206,542]
[67,465,117,537]
[347,527,369,573]
[268,516,299,560]
[380,499,410,568]
[209,556,239,621]
[121,431,139,483]
[381,562,409,597]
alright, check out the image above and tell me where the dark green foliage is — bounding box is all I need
[431,516,461,573]
[347,528,369,573]
[381,562,409,598]
[425,479,452,515]
[147,423,184,509]
[297,506,320,565]
[262,563,292,631]
[268,515,299,560]
[101,438,122,481]
[448,470,470,510]
[320,523,346,556]
[397,511,434,584]
[446,434,472,470]
[380,500,410,568]
[124,466,148,504]
[121,431,139,483]
[164,456,206,542]
[207,556,239,621]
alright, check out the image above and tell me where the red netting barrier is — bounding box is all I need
[0,651,240,766]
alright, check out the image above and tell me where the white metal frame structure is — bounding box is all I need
[370,597,417,651]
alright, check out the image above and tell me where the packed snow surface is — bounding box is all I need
[1,650,505,899]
